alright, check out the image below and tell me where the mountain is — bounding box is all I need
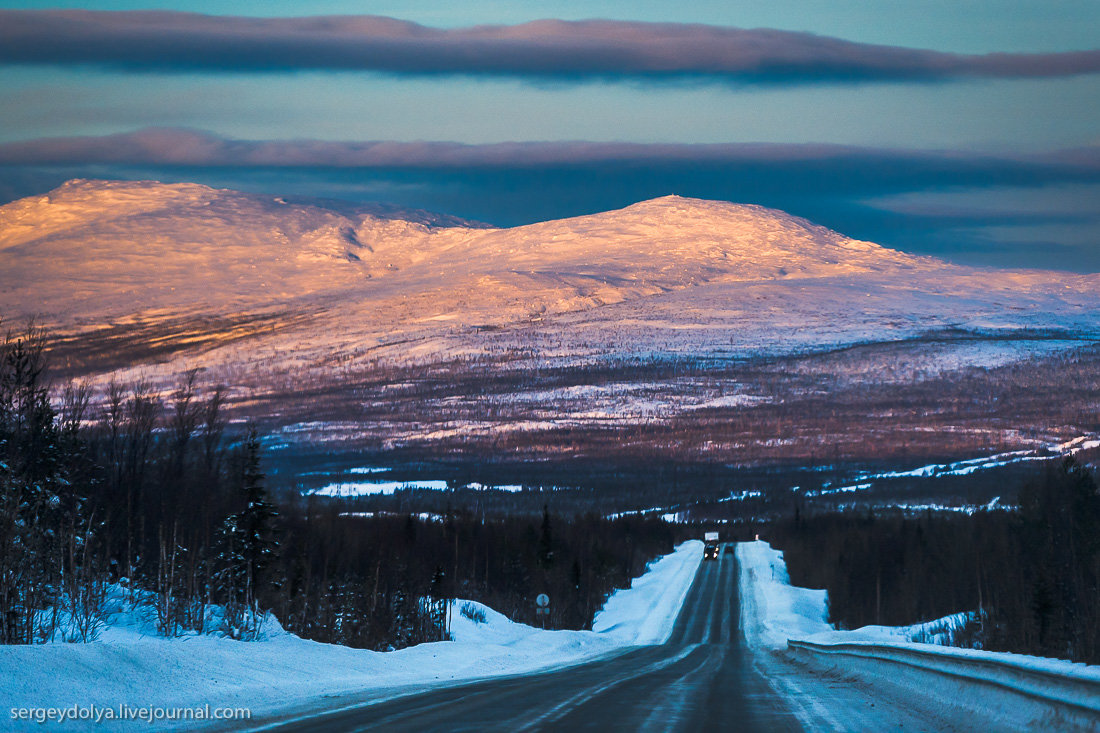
[2,179,1099,386]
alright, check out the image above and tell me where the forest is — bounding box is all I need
[0,322,676,650]
[771,458,1100,663]
[8,313,1100,665]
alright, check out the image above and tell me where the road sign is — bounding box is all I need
[536,593,550,608]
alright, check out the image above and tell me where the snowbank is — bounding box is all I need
[737,539,985,648]
[592,539,702,644]
[736,540,831,649]
[737,540,1100,679]
[1,541,701,730]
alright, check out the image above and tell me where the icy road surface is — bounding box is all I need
[243,553,996,732]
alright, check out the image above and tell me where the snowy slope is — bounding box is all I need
[0,181,929,324]
[0,541,701,731]
[2,179,1099,389]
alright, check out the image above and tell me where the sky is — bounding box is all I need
[1,1,1098,270]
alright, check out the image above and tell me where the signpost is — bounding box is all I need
[536,594,550,628]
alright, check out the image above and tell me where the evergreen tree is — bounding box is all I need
[214,428,278,638]
[0,325,71,644]
[538,506,554,571]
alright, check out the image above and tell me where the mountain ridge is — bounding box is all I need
[1,179,1098,387]
[0,179,950,324]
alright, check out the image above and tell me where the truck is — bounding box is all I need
[703,531,719,561]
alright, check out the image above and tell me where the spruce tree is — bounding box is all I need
[215,427,277,639]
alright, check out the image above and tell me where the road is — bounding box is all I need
[263,551,807,732]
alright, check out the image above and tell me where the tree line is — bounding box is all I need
[273,503,676,649]
[770,458,1100,663]
[1,324,280,643]
[0,322,677,649]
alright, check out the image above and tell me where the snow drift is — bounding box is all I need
[0,541,701,731]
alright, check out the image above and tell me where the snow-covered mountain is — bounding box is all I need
[2,179,1098,384]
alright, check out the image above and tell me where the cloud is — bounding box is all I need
[3,126,1098,228]
[1,127,1097,176]
[2,11,1099,83]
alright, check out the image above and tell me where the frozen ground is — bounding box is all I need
[0,542,701,731]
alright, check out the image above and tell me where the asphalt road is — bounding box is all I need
[267,550,804,732]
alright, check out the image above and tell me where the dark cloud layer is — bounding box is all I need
[2,10,1099,83]
[2,128,1099,271]
[3,128,1099,182]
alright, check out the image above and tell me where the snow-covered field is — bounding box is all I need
[310,479,527,497]
[0,542,701,731]
[310,479,451,496]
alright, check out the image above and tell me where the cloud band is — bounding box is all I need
[1,128,1097,179]
[2,11,1099,83]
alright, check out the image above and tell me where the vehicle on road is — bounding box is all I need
[704,531,720,560]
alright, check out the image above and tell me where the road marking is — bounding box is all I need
[640,643,728,731]
[523,559,736,732]
[513,644,705,731]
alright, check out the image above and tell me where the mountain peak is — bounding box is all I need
[48,177,222,201]
[1,179,1097,380]
[503,193,908,271]
[581,195,836,235]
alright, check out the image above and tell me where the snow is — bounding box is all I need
[736,541,832,649]
[0,541,701,731]
[467,482,525,492]
[874,498,1009,516]
[605,505,667,520]
[738,539,995,648]
[856,449,1045,481]
[6,180,1100,416]
[685,394,769,410]
[737,539,1100,679]
[340,511,444,522]
[800,432,1100,499]
[738,542,1100,729]
[310,480,451,496]
[310,480,528,497]
[1060,436,1100,453]
[592,540,702,645]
